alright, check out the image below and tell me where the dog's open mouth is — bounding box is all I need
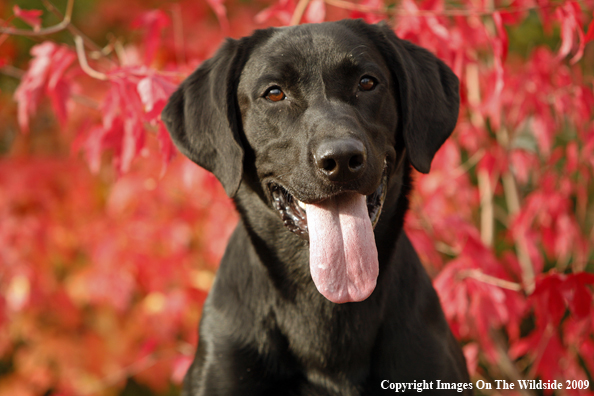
[269,163,388,303]
[269,164,388,238]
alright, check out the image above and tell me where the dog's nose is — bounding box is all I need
[314,138,366,182]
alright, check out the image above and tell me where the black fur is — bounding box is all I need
[162,19,471,396]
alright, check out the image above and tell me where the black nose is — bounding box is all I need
[314,138,367,182]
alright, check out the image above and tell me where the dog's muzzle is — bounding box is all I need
[269,162,388,239]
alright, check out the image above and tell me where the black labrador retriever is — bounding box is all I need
[162,19,472,396]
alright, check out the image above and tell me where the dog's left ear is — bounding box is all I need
[375,23,460,173]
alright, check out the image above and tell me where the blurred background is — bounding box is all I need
[1,0,593,394]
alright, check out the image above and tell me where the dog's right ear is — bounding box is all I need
[162,35,265,197]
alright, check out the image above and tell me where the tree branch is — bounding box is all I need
[40,0,104,54]
[324,0,552,17]
[478,169,495,247]
[460,269,523,292]
[498,128,535,294]
[290,0,311,25]
[74,35,108,81]
[492,330,537,396]
[453,149,485,177]
[0,65,25,79]
[0,0,73,36]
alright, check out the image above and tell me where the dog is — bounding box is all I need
[162,19,472,396]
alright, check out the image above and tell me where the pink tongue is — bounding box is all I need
[306,193,378,303]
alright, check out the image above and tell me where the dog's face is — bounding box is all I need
[162,20,460,304]
[237,24,397,207]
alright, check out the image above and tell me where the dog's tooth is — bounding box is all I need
[297,200,306,210]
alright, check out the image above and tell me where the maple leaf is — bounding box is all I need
[137,74,178,120]
[556,2,586,64]
[47,48,76,128]
[13,42,75,133]
[13,5,43,31]
[85,75,149,174]
[131,10,170,65]
[13,43,54,133]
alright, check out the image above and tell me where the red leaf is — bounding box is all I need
[131,10,170,65]
[547,286,566,325]
[563,273,594,319]
[395,0,421,38]
[119,79,146,173]
[157,121,176,175]
[572,272,594,285]
[47,47,76,127]
[581,339,594,375]
[570,283,591,319]
[121,117,145,173]
[565,142,579,173]
[102,81,122,130]
[171,355,193,384]
[481,11,507,130]
[137,75,178,121]
[13,42,75,133]
[81,125,105,173]
[509,329,540,359]
[255,0,295,25]
[556,2,585,64]
[100,118,125,173]
[304,0,325,24]
[510,149,537,185]
[530,273,566,326]
[206,0,230,32]
[511,327,568,381]
[138,337,159,359]
[535,332,566,380]
[14,42,54,132]
[13,5,43,31]
[569,7,586,64]
[492,11,508,63]
[47,79,72,128]
[463,343,479,377]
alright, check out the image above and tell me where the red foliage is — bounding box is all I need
[1,0,594,394]
[0,154,236,393]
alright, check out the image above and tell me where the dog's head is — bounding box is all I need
[162,19,459,304]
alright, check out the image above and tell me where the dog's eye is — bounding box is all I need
[359,76,377,91]
[265,87,286,102]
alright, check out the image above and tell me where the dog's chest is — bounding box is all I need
[274,301,380,373]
